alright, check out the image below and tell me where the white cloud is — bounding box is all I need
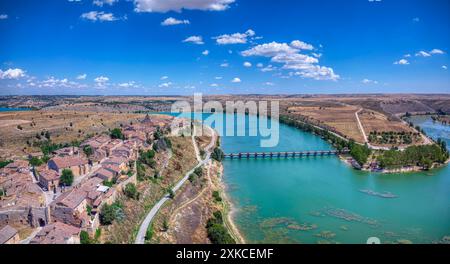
[260,65,276,72]
[242,42,298,57]
[183,35,204,45]
[243,62,252,67]
[443,65,448,70]
[362,78,378,84]
[220,63,229,67]
[93,0,117,7]
[404,54,411,58]
[159,82,172,88]
[210,83,219,87]
[412,17,420,22]
[215,76,223,80]
[264,82,275,86]
[415,51,431,57]
[394,59,409,65]
[81,11,119,22]
[134,0,235,13]
[94,76,109,88]
[430,49,445,55]
[118,81,136,88]
[0,68,26,79]
[214,29,256,45]
[202,50,210,56]
[95,76,109,83]
[231,77,241,83]
[290,40,314,50]
[76,73,87,80]
[161,17,190,26]
[0,14,8,20]
[242,41,339,81]
[161,76,169,80]
[38,77,82,89]
[292,66,339,81]
[256,63,264,68]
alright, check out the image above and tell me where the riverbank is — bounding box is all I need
[218,163,246,244]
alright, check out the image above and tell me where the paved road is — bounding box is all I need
[134,126,216,244]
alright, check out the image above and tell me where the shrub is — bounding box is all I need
[145,224,154,242]
[110,128,124,139]
[188,173,197,183]
[206,211,235,244]
[124,183,139,200]
[99,202,124,225]
[212,191,222,202]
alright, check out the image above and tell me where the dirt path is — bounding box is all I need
[134,125,216,244]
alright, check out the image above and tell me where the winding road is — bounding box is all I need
[134,125,216,244]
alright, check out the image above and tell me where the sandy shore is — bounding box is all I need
[218,164,246,244]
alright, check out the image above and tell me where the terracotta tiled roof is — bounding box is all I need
[49,156,88,169]
[0,225,18,244]
[30,222,80,244]
[53,188,86,209]
[38,168,60,181]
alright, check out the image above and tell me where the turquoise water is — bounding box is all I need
[407,115,450,151]
[169,112,450,244]
[0,107,31,112]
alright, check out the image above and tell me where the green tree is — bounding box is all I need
[29,157,44,167]
[194,166,204,177]
[145,224,154,242]
[80,230,92,244]
[110,128,124,139]
[124,183,139,200]
[83,145,93,157]
[211,147,225,162]
[99,202,124,225]
[349,143,371,166]
[60,169,74,186]
[0,160,12,169]
[212,191,222,202]
[206,211,235,244]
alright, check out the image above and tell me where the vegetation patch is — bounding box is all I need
[206,211,236,244]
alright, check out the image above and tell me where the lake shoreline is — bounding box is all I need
[218,163,246,244]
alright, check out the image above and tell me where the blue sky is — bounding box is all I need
[0,0,449,95]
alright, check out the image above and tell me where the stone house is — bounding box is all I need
[48,156,90,178]
[37,167,60,192]
[30,222,80,244]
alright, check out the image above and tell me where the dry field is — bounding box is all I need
[153,161,223,244]
[0,110,146,158]
[358,110,416,134]
[287,105,366,143]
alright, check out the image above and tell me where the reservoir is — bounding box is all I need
[173,113,450,244]
[0,107,31,112]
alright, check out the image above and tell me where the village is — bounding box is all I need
[0,114,174,244]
